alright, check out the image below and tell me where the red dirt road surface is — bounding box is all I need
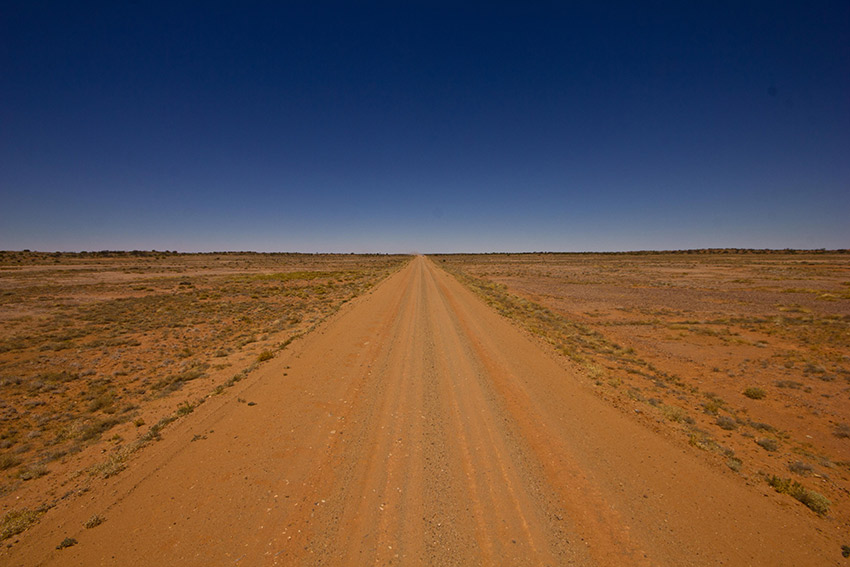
[6,257,840,566]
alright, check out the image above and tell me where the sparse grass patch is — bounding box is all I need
[767,475,831,515]
[138,416,176,443]
[702,394,725,415]
[716,416,738,431]
[84,514,105,528]
[17,463,48,480]
[88,395,209,480]
[257,350,274,362]
[743,387,766,400]
[150,364,208,394]
[834,423,850,439]
[689,430,719,451]
[248,270,354,282]
[39,371,79,384]
[1,507,45,540]
[788,461,813,476]
[87,449,129,479]
[659,403,687,423]
[749,421,776,432]
[0,453,21,470]
[87,390,117,413]
[175,401,196,416]
[756,438,779,452]
[79,417,122,441]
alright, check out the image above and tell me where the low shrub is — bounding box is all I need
[257,350,274,362]
[84,514,105,529]
[788,461,813,476]
[56,537,77,549]
[767,476,830,515]
[743,387,766,400]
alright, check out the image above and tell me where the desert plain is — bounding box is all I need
[0,250,848,565]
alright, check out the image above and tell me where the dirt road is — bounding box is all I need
[8,257,840,565]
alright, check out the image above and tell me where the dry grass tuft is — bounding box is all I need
[84,514,105,528]
[56,536,77,549]
[767,475,831,515]
[257,350,274,362]
[1,507,46,540]
[743,387,766,400]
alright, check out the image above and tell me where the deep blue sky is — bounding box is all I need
[2,2,848,252]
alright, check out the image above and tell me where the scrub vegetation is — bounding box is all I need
[0,250,409,536]
[433,250,850,524]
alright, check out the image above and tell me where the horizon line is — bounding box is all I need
[2,248,848,256]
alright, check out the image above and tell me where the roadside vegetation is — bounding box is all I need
[432,251,850,523]
[0,251,409,539]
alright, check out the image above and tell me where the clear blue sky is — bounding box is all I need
[2,2,848,252]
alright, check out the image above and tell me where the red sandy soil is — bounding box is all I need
[2,257,844,565]
[0,252,404,503]
[434,252,850,535]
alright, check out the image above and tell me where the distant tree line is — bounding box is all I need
[432,249,849,256]
[0,250,407,259]
[0,249,179,258]
[1,249,847,260]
